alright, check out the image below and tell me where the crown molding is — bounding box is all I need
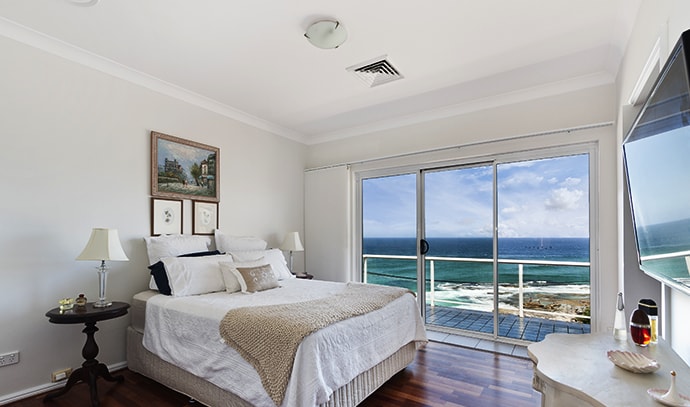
[0,16,615,147]
[0,16,307,144]
[307,72,614,145]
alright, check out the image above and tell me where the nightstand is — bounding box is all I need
[44,301,130,407]
[295,272,314,280]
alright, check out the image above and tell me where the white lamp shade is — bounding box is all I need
[280,232,304,252]
[76,228,129,261]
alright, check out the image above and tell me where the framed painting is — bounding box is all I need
[151,131,219,202]
[192,200,218,235]
[151,198,183,236]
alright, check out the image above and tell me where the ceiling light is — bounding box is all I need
[304,20,347,49]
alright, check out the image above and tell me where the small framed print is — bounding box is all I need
[151,198,183,236]
[193,200,218,235]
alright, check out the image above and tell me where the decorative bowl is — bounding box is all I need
[607,350,660,373]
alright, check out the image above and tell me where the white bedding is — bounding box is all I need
[142,278,427,407]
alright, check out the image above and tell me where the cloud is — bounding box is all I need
[544,187,583,210]
[501,206,520,214]
[562,177,582,187]
[500,171,544,188]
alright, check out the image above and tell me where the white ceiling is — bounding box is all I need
[0,0,641,145]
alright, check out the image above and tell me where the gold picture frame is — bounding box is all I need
[151,131,219,202]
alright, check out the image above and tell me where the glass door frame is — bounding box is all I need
[354,142,599,338]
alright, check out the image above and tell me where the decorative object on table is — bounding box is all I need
[151,198,183,235]
[304,19,347,49]
[58,298,74,311]
[280,231,304,273]
[613,291,627,340]
[151,131,219,202]
[648,371,690,406]
[75,293,87,307]
[192,200,218,235]
[639,299,658,344]
[606,350,660,373]
[630,307,651,346]
[76,228,129,308]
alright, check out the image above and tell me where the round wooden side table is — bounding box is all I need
[44,301,130,407]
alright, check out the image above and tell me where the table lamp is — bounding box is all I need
[76,228,129,308]
[280,232,304,273]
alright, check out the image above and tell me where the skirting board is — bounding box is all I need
[0,361,128,406]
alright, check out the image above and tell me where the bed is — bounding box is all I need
[126,232,427,407]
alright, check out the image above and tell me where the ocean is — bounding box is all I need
[363,237,590,315]
[636,218,690,280]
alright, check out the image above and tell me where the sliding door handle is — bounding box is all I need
[420,239,429,255]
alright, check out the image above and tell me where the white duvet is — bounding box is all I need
[142,278,427,407]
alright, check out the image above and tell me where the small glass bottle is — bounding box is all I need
[75,293,87,307]
[630,308,651,346]
[613,292,627,340]
[639,299,658,344]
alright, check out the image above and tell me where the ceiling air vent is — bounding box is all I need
[346,56,403,87]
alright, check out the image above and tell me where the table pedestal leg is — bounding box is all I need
[43,322,124,406]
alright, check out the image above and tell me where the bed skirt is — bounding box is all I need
[126,326,416,407]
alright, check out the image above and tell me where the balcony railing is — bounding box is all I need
[363,254,591,322]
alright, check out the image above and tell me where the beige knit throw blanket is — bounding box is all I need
[218,283,412,406]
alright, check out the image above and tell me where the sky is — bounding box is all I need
[624,126,690,227]
[363,154,589,238]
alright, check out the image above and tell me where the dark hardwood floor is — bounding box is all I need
[9,341,541,407]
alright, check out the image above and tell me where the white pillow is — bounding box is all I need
[214,230,267,252]
[230,248,294,280]
[161,254,228,296]
[219,259,268,293]
[144,234,213,265]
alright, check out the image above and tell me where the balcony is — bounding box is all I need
[364,254,591,342]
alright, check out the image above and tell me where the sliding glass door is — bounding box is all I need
[422,165,495,334]
[359,147,593,342]
[361,173,417,291]
[495,155,591,339]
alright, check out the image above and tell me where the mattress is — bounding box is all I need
[128,279,427,407]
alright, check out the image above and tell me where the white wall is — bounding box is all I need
[0,35,306,400]
[306,84,620,334]
[616,0,690,363]
[304,167,351,282]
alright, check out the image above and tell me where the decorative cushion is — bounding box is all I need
[219,259,267,293]
[214,230,267,252]
[161,254,229,297]
[148,250,221,295]
[232,264,279,293]
[144,234,213,265]
[230,248,293,280]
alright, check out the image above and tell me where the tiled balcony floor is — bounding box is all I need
[425,305,590,342]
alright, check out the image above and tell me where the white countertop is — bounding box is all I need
[528,332,690,406]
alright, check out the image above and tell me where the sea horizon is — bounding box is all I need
[363,236,591,318]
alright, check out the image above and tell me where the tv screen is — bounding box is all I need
[624,29,690,292]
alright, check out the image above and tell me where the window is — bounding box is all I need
[357,145,595,341]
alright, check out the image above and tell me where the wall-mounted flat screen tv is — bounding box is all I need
[624,29,690,293]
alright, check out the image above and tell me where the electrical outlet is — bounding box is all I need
[51,368,72,382]
[0,351,19,367]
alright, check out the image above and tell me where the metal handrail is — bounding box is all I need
[363,254,590,321]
